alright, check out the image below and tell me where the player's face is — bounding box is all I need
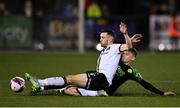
[121,50,135,64]
[100,32,113,48]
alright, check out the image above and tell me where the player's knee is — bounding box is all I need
[65,75,75,84]
[100,81,109,90]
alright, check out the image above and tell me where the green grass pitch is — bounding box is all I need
[0,51,179,107]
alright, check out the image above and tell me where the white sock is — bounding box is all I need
[78,88,98,96]
[38,77,65,86]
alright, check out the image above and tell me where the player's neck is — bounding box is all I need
[124,61,132,66]
[104,43,112,49]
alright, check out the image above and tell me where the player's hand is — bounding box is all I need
[163,91,176,96]
[131,34,143,43]
[119,22,127,34]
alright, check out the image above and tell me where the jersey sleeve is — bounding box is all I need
[131,69,164,95]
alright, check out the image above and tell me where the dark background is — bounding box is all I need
[0,0,180,50]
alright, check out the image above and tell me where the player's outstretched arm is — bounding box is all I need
[130,34,143,44]
[132,75,176,96]
[119,22,132,51]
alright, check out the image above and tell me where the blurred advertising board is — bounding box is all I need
[149,15,180,51]
[46,17,78,50]
[0,16,32,48]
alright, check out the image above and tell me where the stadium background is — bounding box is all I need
[0,0,180,107]
[1,0,180,51]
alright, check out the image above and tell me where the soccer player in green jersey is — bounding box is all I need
[106,48,175,96]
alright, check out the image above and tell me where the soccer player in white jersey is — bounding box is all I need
[58,48,175,96]
[25,22,133,95]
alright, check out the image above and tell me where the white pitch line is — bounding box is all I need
[0,80,180,83]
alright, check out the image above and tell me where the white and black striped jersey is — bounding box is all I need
[96,44,121,86]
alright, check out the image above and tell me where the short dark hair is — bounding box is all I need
[129,48,138,57]
[101,29,116,38]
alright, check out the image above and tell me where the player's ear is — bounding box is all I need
[131,56,136,61]
[108,36,114,43]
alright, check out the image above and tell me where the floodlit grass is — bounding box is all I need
[0,51,179,107]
